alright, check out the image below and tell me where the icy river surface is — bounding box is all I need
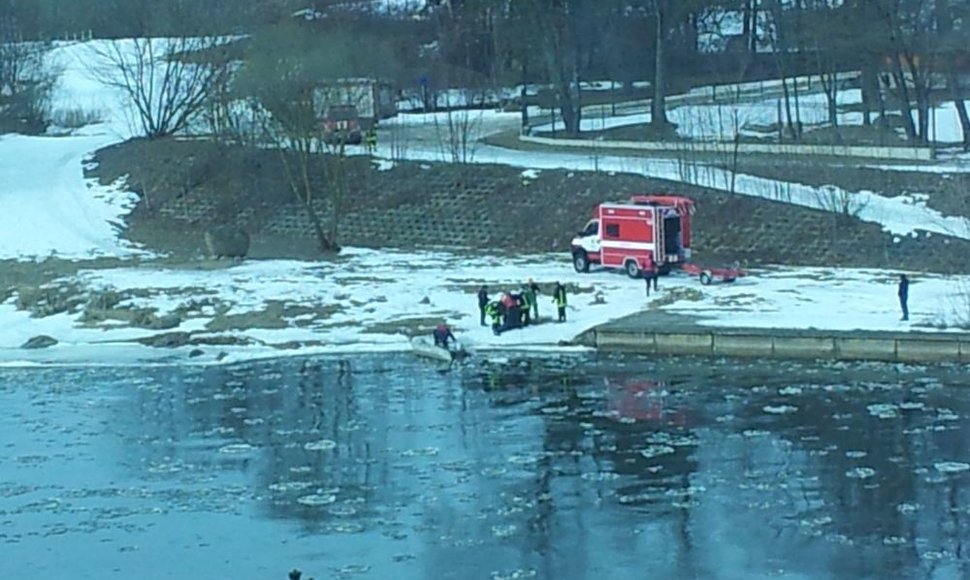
[1,353,968,580]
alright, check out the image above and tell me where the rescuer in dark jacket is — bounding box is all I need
[642,255,659,296]
[898,274,909,321]
[553,282,568,322]
[433,322,456,348]
[477,285,489,326]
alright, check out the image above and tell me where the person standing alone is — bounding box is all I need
[477,285,489,326]
[642,255,659,297]
[898,274,909,321]
[553,282,568,322]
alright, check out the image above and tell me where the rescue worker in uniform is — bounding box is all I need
[433,321,456,348]
[521,283,535,326]
[485,300,503,335]
[527,278,541,321]
[365,127,377,153]
[553,282,568,322]
[477,285,489,326]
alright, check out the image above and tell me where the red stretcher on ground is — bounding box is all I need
[680,262,745,285]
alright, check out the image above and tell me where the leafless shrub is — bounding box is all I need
[51,106,105,129]
[433,94,482,164]
[813,184,869,220]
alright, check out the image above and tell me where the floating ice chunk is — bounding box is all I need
[401,447,439,457]
[936,409,960,421]
[329,504,358,517]
[845,451,868,459]
[507,453,542,465]
[779,386,803,396]
[304,439,337,451]
[218,443,257,454]
[934,461,970,474]
[490,568,537,580]
[899,401,925,411]
[581,471,620,481]
[492,524,517,538]
[297,493,337,506]
[640,445,675,459]
[897,503,920,514]
[867,404,898,419]
[480,467,507,477]
[764,405,798,414]
[846,467,876,479]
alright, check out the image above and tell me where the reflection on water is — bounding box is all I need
[0,355,968,579]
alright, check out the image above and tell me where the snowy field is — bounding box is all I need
[1,39,969,365]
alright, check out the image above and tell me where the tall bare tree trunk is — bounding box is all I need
[651,2,668,129]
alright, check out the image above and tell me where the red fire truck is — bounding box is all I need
[570,195,694,278]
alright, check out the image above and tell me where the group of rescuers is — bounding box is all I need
[432,258,661,348]
[477,279,569,336]
[432,279,568,348]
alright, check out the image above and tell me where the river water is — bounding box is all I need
[1,353,968,580]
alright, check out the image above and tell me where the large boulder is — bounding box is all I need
[21,335,58,349]
[204,226,250,259]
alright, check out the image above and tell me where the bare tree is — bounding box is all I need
[763,0,804,141]
[87,36,232,138]
[513,0,602,136]
[936,0,970,150]
[0,15,56,134]
[868,0,938,143]
[239,11,394,253]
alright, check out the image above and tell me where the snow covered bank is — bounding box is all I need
[2,248,967,366]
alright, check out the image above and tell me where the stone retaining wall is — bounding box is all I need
[98,139,970,274]
[520,135,935,161]
[585,327,970,363]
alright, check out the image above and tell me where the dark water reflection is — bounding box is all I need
[1,354,969,579]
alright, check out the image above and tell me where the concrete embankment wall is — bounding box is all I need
[520,135,935,162]
[581,326,970,364]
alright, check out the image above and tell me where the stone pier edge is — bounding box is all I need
[576,326,970,364]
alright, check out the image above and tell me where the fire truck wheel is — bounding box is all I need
[624,260,641,279]
[572,252,590,273]
[699,271,713,285]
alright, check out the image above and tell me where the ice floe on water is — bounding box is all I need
[763,404,798,414]
[297,493,338,506]
[218,443,258,454]
[867,403,898,419]
[934,461,970,474]
[490,568,537,580]
[639,444,676,459]
[897,502,921,514]
[304,439,337,451]
[845,467,877,479]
